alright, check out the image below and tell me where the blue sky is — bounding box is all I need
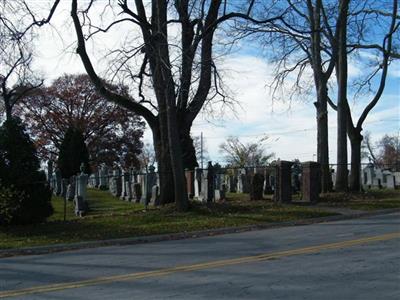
[31,1,399,165]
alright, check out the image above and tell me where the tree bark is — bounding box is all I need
[307,0,332,193]
[165,104,189,211]
[349,131,362,192]
[315,89,331,193]
[152,124,174,204]
[151,0,188,211]
[4,95,12,121]
[335,0,349,192]
[179,126,198,169]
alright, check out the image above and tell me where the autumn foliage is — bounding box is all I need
[18,74,145,168]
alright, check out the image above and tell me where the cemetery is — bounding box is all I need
[0,2,399,299]
[1,157,399,250]
[0,0,397,256]
[48,158,400,216]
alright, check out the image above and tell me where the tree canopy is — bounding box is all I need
[19,74,145,169]
[219,136,275,167]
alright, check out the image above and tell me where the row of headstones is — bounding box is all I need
[47,163,88,216]
[185,161,320,203]
[88,165,160,206]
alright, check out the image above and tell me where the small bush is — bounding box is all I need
[0,185,24,225]
[0,118,53,225]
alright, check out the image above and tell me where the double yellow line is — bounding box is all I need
[1,232,399,298]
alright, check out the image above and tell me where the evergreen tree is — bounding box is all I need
[57,127,90,179]
[0,118,53,225]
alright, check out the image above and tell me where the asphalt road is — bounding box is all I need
[1,212,400,300]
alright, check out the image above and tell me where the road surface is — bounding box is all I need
[1,212,399,299]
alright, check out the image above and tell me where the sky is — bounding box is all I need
[30,1,400,166]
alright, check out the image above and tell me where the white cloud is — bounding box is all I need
[30,3,398,166]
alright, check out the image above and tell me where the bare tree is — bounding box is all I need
[328,0,399,191]
[234,0,399,192]
[219,136,275,167]
[138,142,156,172]
[192,135,210,168]
[362,131,379,165]
[363,132,400,171]
[0,0,60,121]
[233,0,350,192]
[0,2,39,120]
[70,0,283,210]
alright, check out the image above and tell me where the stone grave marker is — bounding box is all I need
[250,173,264,200]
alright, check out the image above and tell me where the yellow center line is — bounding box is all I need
[1,232,399,299]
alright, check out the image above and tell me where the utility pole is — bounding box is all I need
[201,132,204,169]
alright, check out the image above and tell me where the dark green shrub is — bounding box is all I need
[0,118,53,225]
[58,127,90,179]
[0,185,24,225]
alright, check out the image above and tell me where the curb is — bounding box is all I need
[1,208,399,258]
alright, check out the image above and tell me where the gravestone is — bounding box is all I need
[237,168,245,193]
[302,161,320,203]
[94,167,100,188]
[47,160,53,183]
[222,174,230,193]
[146,166,157,204]
[60,179,68,199]
[264,167,273,194]
[150,185,159,206]
[231,175,238,193]
[54,168,62,196]
[214,173,226,201]
[139,174,147,204]
[185,169,194,199]
[125,179,133,201]
[74,164,88,217]
[99,164,108,190]
[120,171,129,200]
[130,169,139,202]
[88,174,95,188]
[133,183,142,203]
[111,168,122,197]
[250,173,264,200]
[227,175,235,193]
[194,168,202,200]
[220,183,226,201]
[199,169,208,203]
[243,173,251,194]
[274,160,293,203]
[292,172,301,193]
[66,176,76,201]
[207,162,215,202]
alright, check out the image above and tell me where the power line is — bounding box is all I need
[191,118,398,140]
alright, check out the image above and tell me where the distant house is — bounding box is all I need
[362,164,397,189]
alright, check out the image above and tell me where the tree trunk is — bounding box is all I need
[316,94,331,193]
[152,125,174,205]
[4,95,12,121]
[309,2,331,193]
[179,126,198,169]
[335,0,349,192]
[336,102,348,192]
[165,104,189,211]
[151,0,188,212]
[349,134,362,192]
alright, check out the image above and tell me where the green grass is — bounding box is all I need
[0,190,335,250]
[320,189,400,210]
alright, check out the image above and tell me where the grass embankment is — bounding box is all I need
[0,189,335,249]
[320,189,400,210]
